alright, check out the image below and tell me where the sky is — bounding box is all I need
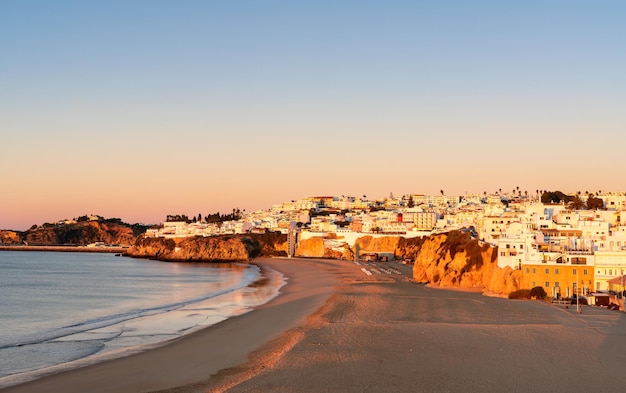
[1,0,625,230]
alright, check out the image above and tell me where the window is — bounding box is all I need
[545,268,550,274]
[610,270,613,276]
[532,268,536,274]
[573,269,577,275]
[525,268,529,273]
[555,282,560,288]
[583,269,587,275]
[555,268,559,274]
[532,281,536,286]
[545,282,550,287]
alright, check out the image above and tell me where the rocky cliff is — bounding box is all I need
[296,230,520,296]
[0,220,146,246]
[403,231,521,296]
[127,232,288,262]
[295,234,350,259]
[0,230,21,244]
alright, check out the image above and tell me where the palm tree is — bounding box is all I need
[569,195,585,210]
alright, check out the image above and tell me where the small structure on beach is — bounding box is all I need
[587,292,610,307]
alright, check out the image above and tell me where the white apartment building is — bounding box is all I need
[600,193,626,211]
[399,211,437,231]
[479,213,521,243]
[161,221,191,237]
[594,251,626,291]
[271,199,319,213]
[310,217,338,233]
[497,222,535,270]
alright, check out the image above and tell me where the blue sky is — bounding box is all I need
[1,1,625,229]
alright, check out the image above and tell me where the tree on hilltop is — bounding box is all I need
[166,214,190,222]
[586,195,604,210]
[541,191,572,204]
[569,195,586,210]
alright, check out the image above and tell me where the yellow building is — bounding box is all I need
[521,264,594,298]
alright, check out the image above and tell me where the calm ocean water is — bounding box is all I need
[0,251,284,388]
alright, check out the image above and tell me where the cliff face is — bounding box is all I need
[1,221,144,246]
[296,230,520,296]
[127,233,288,262]
[354,236,401,255]
[295,237,326,258]
[127,236,253,261]
[0,230,21,244]
[404,231,520,296]
[24,221,140,246]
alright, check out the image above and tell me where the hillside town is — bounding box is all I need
[145,191,626,300]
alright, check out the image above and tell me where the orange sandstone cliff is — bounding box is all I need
[127,232,288,262]
[0,230,21,244]
[0,220,144,246]
[296,230,520,296]
[403,231,521,296]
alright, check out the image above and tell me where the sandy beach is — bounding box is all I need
[4,258,626,393]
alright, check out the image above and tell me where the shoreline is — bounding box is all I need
[0,257,342,393]
[0,245,127,253]
[4,257,626,392]
[195,261,626,393]
[0,260,281,391]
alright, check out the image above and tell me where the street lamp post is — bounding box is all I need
[620,269,626,312]
[576,268,581,314]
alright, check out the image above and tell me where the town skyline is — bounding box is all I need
[3,188,623,231]
[2,1,624,231]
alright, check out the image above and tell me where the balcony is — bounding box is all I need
[565,249,594,255]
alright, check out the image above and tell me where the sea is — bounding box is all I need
[0,251,285,389]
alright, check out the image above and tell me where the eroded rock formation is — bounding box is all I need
[296,230,520,296]
[404,231,520,296]
[0,230,21,244]
[127,232,288,262]
[0,221,144,246]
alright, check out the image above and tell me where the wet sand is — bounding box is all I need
[0,258,339,393]
[4,258,626,393]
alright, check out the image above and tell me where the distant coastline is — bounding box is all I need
[0,245,127,253]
